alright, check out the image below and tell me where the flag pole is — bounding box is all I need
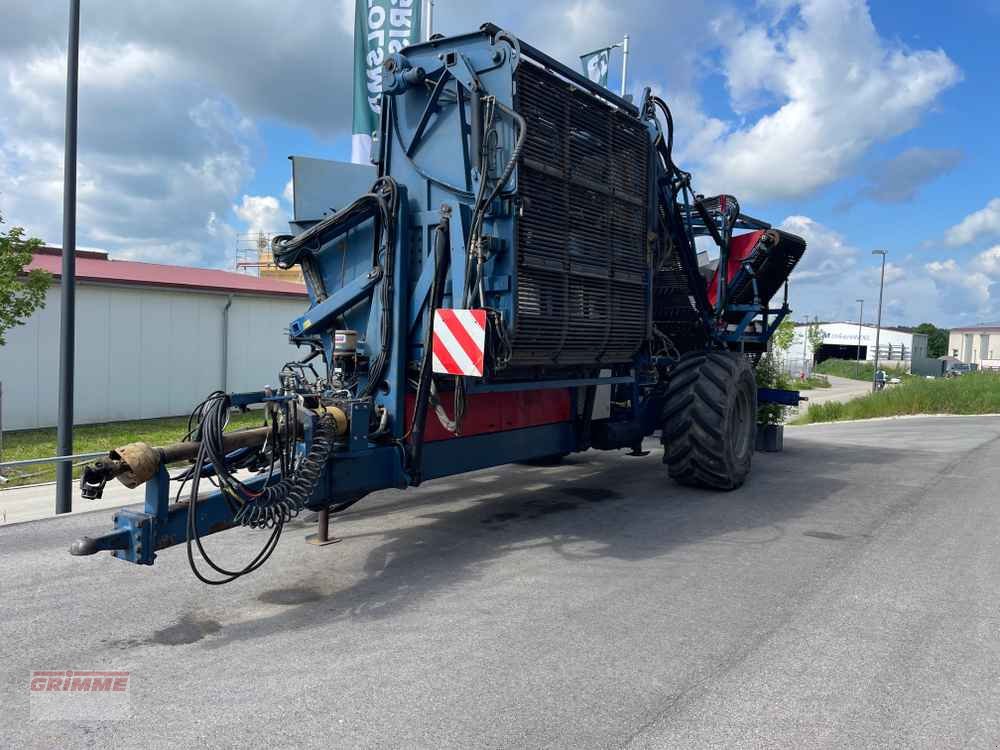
[620,34,629,97]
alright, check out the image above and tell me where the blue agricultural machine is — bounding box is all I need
[72,24,806,583]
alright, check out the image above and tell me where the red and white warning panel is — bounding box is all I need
[432,308,487,377]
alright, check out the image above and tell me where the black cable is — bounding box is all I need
[180,392,337,584]
[183,393,281,584]
[651,96,674,170]
[407,214,451,483]
[361,177,400,399]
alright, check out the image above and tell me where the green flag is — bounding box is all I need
[580,47,611,88]
[352,0,424,164]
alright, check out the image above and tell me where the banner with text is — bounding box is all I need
[352,0,423,164]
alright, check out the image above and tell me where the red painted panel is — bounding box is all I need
[707,230,766,306]
[405,389,572,442]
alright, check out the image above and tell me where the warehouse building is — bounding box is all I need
[781,321,936,375]
[947,323,1000,369]
[0,247,309,430]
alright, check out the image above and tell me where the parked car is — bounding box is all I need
[945,363,976,378]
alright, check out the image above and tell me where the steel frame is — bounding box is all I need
[75,26,803,568]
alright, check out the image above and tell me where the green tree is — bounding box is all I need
[806,318,824,367]
[914,322,949,358]
[0,214,50,346]
[772,318,795,352]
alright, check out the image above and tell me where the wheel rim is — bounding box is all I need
[732,386,752,460]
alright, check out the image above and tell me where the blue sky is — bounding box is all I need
[2,1,999,327]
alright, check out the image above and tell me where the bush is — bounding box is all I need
[755,351,791,425]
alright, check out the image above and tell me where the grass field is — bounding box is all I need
[794,374,832,390]
[814,358,913,383]
[794,372,1000,424]
[0,411,266,488]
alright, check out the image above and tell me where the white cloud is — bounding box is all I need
[874,262,906,285]
[690,0,961,203]
[972,245,1000,275]
[0,42,255,268]
[0,0,967,289]
[233,195,286,236]
[777,216,972,326]
[924,258,992,312]
[282,179,294,207]
[780,215,858,283]
[944,198,1000,247]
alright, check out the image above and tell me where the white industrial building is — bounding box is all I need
[0,247,309,430]
[947,323,1000,369]
[780,321,933,374]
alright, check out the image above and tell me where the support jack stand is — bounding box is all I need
[305,507,342,546]
[627,442,650,457]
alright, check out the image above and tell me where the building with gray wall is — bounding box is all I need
[0,248,308,430]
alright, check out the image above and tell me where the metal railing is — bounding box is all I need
[0,380,103,513]
[0,451,108,517]
[1,452,106,470]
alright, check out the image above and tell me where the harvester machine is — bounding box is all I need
[73,25,806,582]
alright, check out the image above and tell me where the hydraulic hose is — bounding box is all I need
[407,212,451,483]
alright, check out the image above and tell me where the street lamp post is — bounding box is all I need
[56,0,80,515]
[871,250,887,392]
[855,298,864,378]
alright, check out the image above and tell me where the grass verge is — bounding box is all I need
[814,358,912,383]
[0,411,266,489]
[793,372,1000,424]
[794,374,832,390]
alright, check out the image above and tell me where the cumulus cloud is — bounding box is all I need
[780,215,858,282]
[871,261,907,284]
[777,216,967,325]
[692,0,961,203]
[233,195,287,236]
[0,0,965,278]
[0,41,254,267]
[944,198,1000,247]
[917,244,1000,321]
[971,245,1000,275]
[924,259,992,315]
[0,0,718,268]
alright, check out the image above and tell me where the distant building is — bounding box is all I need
[779,321,936,375]
[235,232,304,285]
[0,247,309,430]
[947,323,1000,369]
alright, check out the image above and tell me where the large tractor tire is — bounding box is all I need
[662,351,757,490]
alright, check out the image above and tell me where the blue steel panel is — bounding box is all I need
[290,157,377,222]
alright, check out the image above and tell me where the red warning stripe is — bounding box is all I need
[437,309,484,367]
[432,308,487,377]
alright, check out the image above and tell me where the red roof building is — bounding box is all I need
[4,247,311,430]
[28,247,307,298]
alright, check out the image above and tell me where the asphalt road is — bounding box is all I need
[800,374,874,407]
[3,416,1000,749]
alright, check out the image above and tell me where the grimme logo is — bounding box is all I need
[29,670,131,720]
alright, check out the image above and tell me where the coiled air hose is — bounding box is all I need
[181,392,337,584]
